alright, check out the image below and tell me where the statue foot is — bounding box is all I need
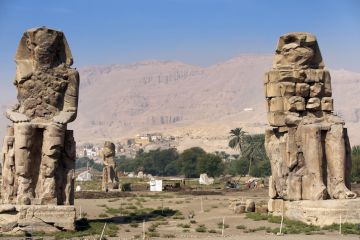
[333,184,357,199]
[312,182,328,200]
[18,196,31,205]
[338,190,357,199]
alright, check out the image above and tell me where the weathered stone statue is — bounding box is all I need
[0,27,78,232]
[101,141,119,191]
[265,32,360,226]
[265,32,356,201]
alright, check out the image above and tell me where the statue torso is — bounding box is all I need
[16,67,69,122]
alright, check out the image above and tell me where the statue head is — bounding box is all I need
[15,27,73,81]
[103,141,115,157]
[273,32,324,70]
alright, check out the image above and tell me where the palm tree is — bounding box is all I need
[241,134,266,176]
[228,128,247,157]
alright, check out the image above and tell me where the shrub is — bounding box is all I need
[162,234,176,238]
[195,224,207,232]
[236,224,246,229]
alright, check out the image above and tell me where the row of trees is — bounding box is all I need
[116,147,224,177]
[75,129,272,178]
[102,129,270,178]
[75,128,360,181]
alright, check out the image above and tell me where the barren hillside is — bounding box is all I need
[1,54,359,152]
[68,54,360,151]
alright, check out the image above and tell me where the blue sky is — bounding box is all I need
[0,0,359,100]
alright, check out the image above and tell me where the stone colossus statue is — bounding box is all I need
[2,27,79,205]
[264,32,356,201]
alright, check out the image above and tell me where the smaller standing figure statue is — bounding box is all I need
[101,141,119,191]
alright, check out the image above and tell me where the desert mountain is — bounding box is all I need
[69,54,360,152]
[0,54,359,153]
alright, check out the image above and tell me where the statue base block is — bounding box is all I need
[0,204,76,233]
[268,198,360,226]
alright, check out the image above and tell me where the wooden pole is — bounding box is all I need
[280,211,284,234]
[278,200,284,235]
[221,217,225,237]
[143,219,146,240]
[339,214,342,235]
[161,198,164,214]
[200,197,204,213]
[100,222,107,240]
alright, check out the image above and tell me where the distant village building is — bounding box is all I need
[150,133,162,142]
[134,133,164,146]
[76,170,93,181]
[75,133,175,159]
[84,148,97,158]
[77,144,99,159]
[134,134,150,146]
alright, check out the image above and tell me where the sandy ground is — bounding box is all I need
[70,187,360,240]
[2,186,359,239]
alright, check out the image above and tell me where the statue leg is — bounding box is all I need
[64,169,75,205]
[300,124,327,200]
[109,166,114,189]
[40,124,65,204]
[325,124,357,199]
[111,166,119,189]
[63,130,75,205]
[14,123,34,205]
[55,130,75,205]
[1,129,16,204]
[102,167,108,191]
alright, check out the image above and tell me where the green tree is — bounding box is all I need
[241,134,269,175]
[249,158,271,177]
[142,148,179,176]
[197,153,224,177]
[75,157,103,171]
[228,128,247,157]
[179,147,206,178]
[225,134,271,177]
[116,155,142,173]
[116,148,180,176]
[225,157,249,176]
[351,145,360,182]
[164,160,180,176]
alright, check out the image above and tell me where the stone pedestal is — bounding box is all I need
[0,204,76,233]
[268,198,360,226]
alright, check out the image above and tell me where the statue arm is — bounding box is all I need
[53,69,79,124]
[5,105,30,123]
